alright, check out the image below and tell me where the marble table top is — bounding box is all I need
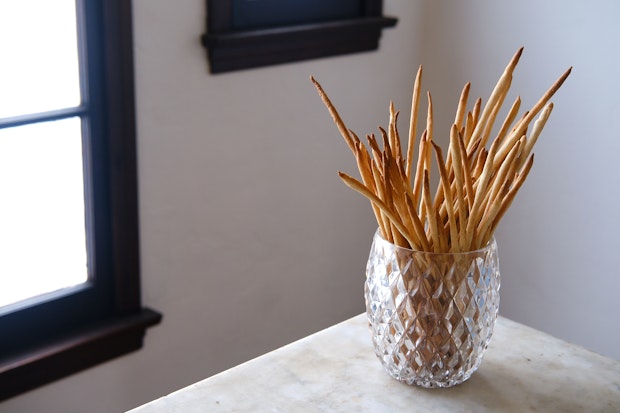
[129,315,620,412]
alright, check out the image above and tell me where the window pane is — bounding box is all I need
[0,118,88,308]
[0,0,80,118]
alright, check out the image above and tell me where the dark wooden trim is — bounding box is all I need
[101,0,143,314]
[203,0,397,73]
[364,0,383,16]
[0,0,161,401]
[207,0,233,32]
[203,16,397,73]
[0,309,162,401]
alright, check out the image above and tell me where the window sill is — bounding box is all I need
[202,16,398,73]
[0,308,162,401]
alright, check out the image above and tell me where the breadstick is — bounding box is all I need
[432,142,459,251]
[510,67,572,143]
[479,79,512,149]
[366,134,382,169]
[493,96,522,148]
[389,102,402,159]
[449,125,468,249]
[387,159,419,249]
[355,141,387,238]
[411,130,428,207]
[435,208,449,253]
[425,92,434,147]
[486,154,535,239]
[464,112,475,147]
[475,180,510,249]
[404,195,431,251]
[468,47,523,152]
[471,98,482,133]
[406,66,423,180]
[472,147,487,180]
[520,102,553,169]
[457,129,475,210]
[338,172,416,248]
[455,82,471,132]
[433,81,471,213]
[486,139,522,208]
[379,127,391,159]
[371,161,392,242]
[465,138,499,246]
[422,170,439,251]
[311,76,358,152]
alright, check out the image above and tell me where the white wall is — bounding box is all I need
[1,1,618,412]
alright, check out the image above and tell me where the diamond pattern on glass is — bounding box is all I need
[364,230,500,388]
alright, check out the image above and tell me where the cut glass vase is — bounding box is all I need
[364,230,501,388]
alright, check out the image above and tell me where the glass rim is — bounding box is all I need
[373,228,496,256]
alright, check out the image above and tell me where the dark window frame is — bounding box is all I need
[202,0,397,73]
[0,0,161,401]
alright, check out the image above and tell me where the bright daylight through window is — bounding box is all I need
[0,0,88,308]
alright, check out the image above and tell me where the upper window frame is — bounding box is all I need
[202,0,397,73]
[0,0,161,401]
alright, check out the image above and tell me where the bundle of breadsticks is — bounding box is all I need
[312,48,571,253]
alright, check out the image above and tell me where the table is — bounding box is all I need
[129,314,620,412]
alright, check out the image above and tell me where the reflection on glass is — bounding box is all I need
[0,0,80,118]
[0,118,88,308]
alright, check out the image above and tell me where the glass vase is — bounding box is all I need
[364,230,500,388]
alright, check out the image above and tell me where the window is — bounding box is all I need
[0,0,87,310]
[0,0,161,401]
[203,0,397,73]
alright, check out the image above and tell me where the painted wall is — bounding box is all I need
[1,1,618,412]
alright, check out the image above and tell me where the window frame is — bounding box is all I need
[0,0,161,401]
[202,0,397,73]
